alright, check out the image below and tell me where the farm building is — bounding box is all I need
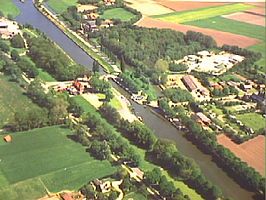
[104,0,116,6]
[60,193,74,200]
[182,75,198,91]
[194,112,211,126]
[240,83,252,91]
[0,18,20,39]
[3,135,12,142]
[100,19,114,28]
[180,51,244,75]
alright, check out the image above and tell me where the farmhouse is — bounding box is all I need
[100,19,114,28]
[182,75,197,91]
[3,135,12,142]
[83,21,98,32]
[87,12,99,20]
[92,179,111,193]
[0,18,20,39]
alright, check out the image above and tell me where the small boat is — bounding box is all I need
[137,116,143,122]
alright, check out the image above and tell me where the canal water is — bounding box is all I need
[13,1,255,199]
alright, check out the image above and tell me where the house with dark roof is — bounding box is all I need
[83,20,98,32]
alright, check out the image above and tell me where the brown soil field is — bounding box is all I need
[156,1,229,12]
[217,134,265,176]
[124,0,174,16]
[223,12,265,26]
[246,7,265,15]
[137,17,261,47]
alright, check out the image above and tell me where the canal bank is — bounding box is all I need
[12,1,256,199]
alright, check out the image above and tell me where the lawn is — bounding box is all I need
[154,3,253,24]
[0,0,20,17]
[184,16,265,41]
[0,75,39,128]
[236,113,266,131]
[47,0,78,14]
[100,8,136,22]
[0,126,116,199]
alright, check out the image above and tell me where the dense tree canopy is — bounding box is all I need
[27,35,87,80]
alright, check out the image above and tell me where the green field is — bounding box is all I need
[236,113,266,131]
[0,0,20,17]
[100,8,136,22]
[154,3,253,24]
[0,75,39,128]
[184,16,265,41]
[47,0,78,14]
[0,126,116,199]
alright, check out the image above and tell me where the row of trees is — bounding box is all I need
[26,34,87,80]
[99,103,157,150]
[163,88,193,103]
[10,79,70,131]
[78,110,141,164]
[151,139,223,200]
[145,168,191,200]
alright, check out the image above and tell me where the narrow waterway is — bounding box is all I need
[13,1,256,199]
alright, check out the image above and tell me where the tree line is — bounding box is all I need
[26,33,87,80]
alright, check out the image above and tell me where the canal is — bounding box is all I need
[13,1,255,199]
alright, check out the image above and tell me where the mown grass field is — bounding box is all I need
[236,113,266,131]
[100,8,136,21]
[72,96,204,200]
[47,0,78,14]
[0,126,116,200]
[153,3,253,24]
[0,75,39,128]
[0,0,20,17]
[184,16,265,41]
